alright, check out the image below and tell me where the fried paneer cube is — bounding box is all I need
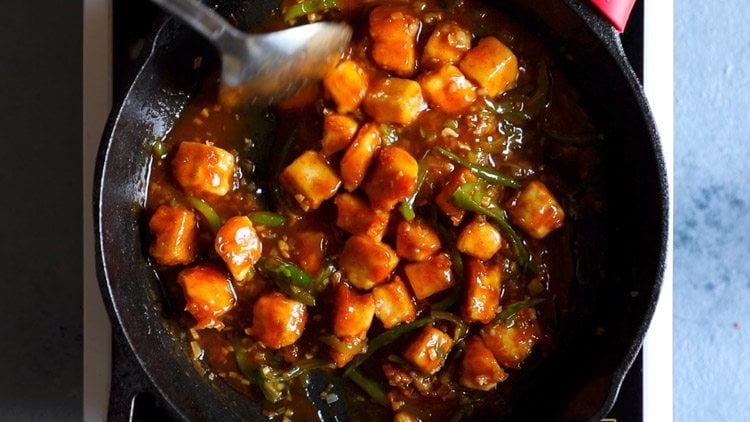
[248,292,308,349]
[171,141,235,197]
[214,216,262,281]
[459,336,508,391]
[332,283,375,339]
[419,64,477,114]
[395,219,441,261]
[402,325,454,375]
[422,21,472,68]
[280,150,341,211]
[372,276,416,329]
[436,168,477,226]
[480,308,542,369]
[363,147,418,211]
[340,123,382,191]
[508,180,565,239]
[338,235,399,290]
[459,36,519,97]
[177,265,236,330]
[148,205,198,266]
[323,59,369,113]
[456,216,502,260]
[335,192,390,241]
[369,5,420,76]
[321,114,359,156]
[462,257,501,324]
[363,78,425,126]
[403,252,454,300]
[289,231,327,275]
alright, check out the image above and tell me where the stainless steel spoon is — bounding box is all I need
[151,0,352,105]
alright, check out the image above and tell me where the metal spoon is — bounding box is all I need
[151,0,352,105]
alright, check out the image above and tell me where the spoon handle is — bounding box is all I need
[151,0,239,41]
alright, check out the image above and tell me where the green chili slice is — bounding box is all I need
[151,139,168,159]
[235,348,285,403]
[492,298,545,325]
[247,211,287,227]
[399,151,430,221]
[436,147,521,189]
[283,0,339,22]
[346,368,389,407]
[264,359,333,382]
[185,196,223,234]
[430,311,469,342]
[259,256,313,288]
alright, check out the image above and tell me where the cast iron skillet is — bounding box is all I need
[95,0,668,420]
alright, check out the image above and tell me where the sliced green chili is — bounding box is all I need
[248,211,287,227]
[283,0,339,22]
[379,123,399,145]
[312,260,336,293]
[259,256,313,288]
[264,359,333,382]
[151,139,168,159]
[399,151,430,221]
[492,298,545,325]
[320,335,366,354]
[235,348,285,403]
[430,311,469,342]
[436,147,521,189]
[185,196,223,234]
[450,183,530,269]
[346,367,389,407]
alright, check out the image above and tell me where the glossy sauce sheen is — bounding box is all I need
[145,0,605,420]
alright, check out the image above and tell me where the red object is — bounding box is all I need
[590,0,636,32]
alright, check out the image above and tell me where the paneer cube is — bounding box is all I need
[363,78,425,126]
[177,265,236,330]
[214,216,262,281]
[459,36,519,97]
[148,205,198,266]
[372,276,416,328]
[395,219,441,261]
[335,192,390,241]
[363,147,418,211]
[369,5,420,76]
[419,64,477,113]
[508,180,565,239]
[459,336,508,391]
[332,283,375,339]
[456,216,502,260]
[321,114,359,156]
[248,292,308,349]
[323,59,369,113]
[340,123,382,191]
[289,231,327,275]
[403,252,454,300]
[280,150,341,211]
[402,325,454,374]
[480,308,542,369]
[171,141,235,197]
[422,21,472,68]
[436,168,477,226]
[338,235,399,290]
[461,257,502,324]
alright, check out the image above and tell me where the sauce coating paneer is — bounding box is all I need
[280,150,342,211]
[323,59,369,113]
[289,231,327,275]
[332,283,375,339]
[402,325,454,374]
[422,21,473,68]
[171,141,235,197]
[508,180,565,239]
[338,235,399,290]
[369,5,420,76]
[372,276,416,328]
[363,78,425,126]
[335,192,390,241]
[461,257,501,323]
[456,216,502,260]
[363,147,418,211]
[177,265,236,330]
[395,219,441,261]
[403,252,454,300]
[436,168,478,225]
[340,123,382,191]
[459,336,508,390]
[248,292,308,349]
[480,308,541,369]
[321,114,359,156]
[214,216,261,281]
[459,36,519,97]
[419,64,477,113]
[148,205,198,266]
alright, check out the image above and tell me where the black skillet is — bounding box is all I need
[95,0,668,420]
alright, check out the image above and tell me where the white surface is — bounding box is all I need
[83,0,113,421]
[642,0,674,421]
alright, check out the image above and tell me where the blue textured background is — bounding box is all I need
[675,0,750,420]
